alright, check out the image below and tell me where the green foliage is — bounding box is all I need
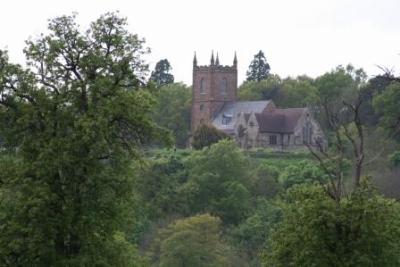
[0,13,164,266]
[314,64,366,130]
[389,151,400,167]
[151,214,231,267]
[191,124,231,150]
[278,160,328,189]
[150,59,174,87]
[239,75,318,108]
[249,164,281,199]
[246,50,271,82]
[185,140,252,224]
[98,231,149,267]
[231,199,281,266]
[263,182,400,267]
[152,83,191,147]
[246,150,314,174]
[315,65,365,103]
[358,75,393,127]
[279,76,318,107]
[134,155,187,220]
[238,75,281,101]
[373,81,400,141]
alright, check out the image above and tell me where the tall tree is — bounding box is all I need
[246,50,271,82]
[150,59,174,87]
[153,83,191,147]
[0,13,163,266]
[308,64,368,200]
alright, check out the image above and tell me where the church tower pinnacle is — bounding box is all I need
[193,51,197,67]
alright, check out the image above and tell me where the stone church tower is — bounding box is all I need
[191,52,238,132]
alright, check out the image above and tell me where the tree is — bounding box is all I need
[238,74,319,108]
[238,74,282,101]
[150,59,174,87]
[191,124,230,150]
[184,140,252,224]
[357,74,393,127]
[279,76,319,107]
[151,214,230,267]
[263,183,400,267]
[134,155,187,220]
[278,160,329,189]
[249,164,281,199]
[389,151,400,167]
[0,13,164,266]
[308,64,368,201]
[231,199,281,266]
[153,83,191,147]
[373,81,400,141]
[246,50,271,82]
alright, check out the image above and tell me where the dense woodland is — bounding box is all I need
[0,13,400,266]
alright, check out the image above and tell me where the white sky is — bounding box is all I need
[1,0,399,85]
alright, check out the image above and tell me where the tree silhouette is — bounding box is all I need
[150,59,174,87]
[246,50,271,82]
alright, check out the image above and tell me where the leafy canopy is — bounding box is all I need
[0,12,162,266]
[151,214,231,267]
[152,83,191,147]
[191,123,230,150]
[263,182,400,267]
[184,140,252,224]
[373,81,400,141]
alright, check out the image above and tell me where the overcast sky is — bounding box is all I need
[1,0,399,84]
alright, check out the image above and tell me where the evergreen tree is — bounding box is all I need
[246,50,271,82]
[0,13,163,266]
[150,59,174,87]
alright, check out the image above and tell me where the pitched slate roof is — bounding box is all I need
[255,108,306,133]
[212,101,272,132]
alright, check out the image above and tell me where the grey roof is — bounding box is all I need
[212,101,272,132]
[255,108,306,133]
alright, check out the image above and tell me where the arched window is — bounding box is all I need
[200,104,204,112]
[200,78,206,94]
[220,78,227,95]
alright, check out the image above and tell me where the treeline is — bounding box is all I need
[1,12,400,267]
[132,143,400,266]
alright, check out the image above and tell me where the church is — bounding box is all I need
[191,52,326,150]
